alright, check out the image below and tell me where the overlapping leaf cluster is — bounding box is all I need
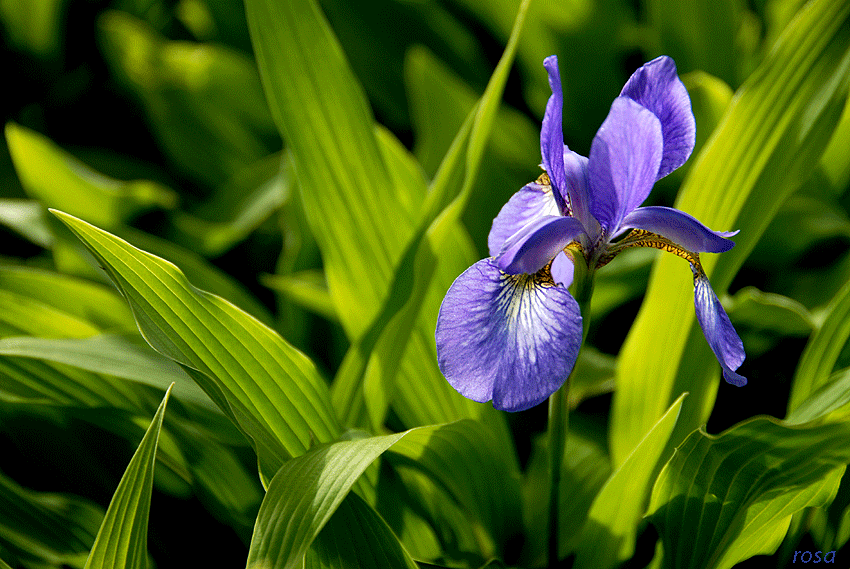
[1,0,850,568]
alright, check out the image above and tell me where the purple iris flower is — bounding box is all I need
[435,55,746,412]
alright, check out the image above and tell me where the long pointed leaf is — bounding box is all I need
[329,0,531,431]
[245,0,415,340]
[0,334,210,409]
[789,278,850,413]
[84,384,173,569]
[246,429,415,569]
[575,394,686,569]
[52,210,341,483]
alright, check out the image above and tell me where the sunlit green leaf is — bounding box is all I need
[0,346,150,409]
[0,199,53,248]
[6,123,177,229]
[786,366,850,425]
[245,0,417,340]
[789,278,850,413]
[5,122,272,324]
[681,71,734,157]
[52,210,340,483]
[0,265,135,333]
[83,385,172,569]
[247,420,515,568]
[385,462,481,563]
[404,45,539,243]
[262,269,336,322]
[0,334,211,409]
[245,429,413,569]
[331,0,532,433]
[648,417,850,569]
[0,288,100,339]
[574,394,685,569]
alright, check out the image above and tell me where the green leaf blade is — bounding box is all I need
[245,0,413,340]
[575,393,685,569]
[306,492,418,569]
[648,418,850,569]
[789,279,850,414]
[389,420,523,560]
[246,430,413,569]
[84,385,173,569]
[52,210,340,480]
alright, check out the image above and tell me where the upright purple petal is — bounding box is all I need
[435,258,582,411]
[488,181,560,257]
[495,215,586,275]
[541,56,568,215]
[589,97,663,233]
[620,56,696,180]
[562,149,598,240]
[622,206,738,253]
[693,272,747,386]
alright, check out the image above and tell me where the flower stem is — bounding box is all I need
[547,251,594,567]
[546,377,569,568]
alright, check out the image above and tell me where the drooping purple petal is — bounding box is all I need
[620,56,696,180]
[541,56,568,215]
[495,215,586,275]
[622,206,738,253]
[435,258,582,411]
[693,272,747,386]
[589,97,663,233]
[488,181,560,257]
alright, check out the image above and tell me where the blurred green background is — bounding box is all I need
[2,0,850,565]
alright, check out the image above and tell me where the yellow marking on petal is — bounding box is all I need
[600,229,701,269]
[536,170,573,216]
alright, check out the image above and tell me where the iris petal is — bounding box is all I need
[693,272,747,386]
[488,181,560,257]
[495,215,586,275]
[550,251,574,287]
[541,56,569,214]
[622,206,737,253]
[562,149,599,240]
[435,258,582,411]
[589,97,663,233]
[620,56,696,180]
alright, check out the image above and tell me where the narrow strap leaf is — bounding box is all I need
[788,278,850,413]
[84,384,173,569]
